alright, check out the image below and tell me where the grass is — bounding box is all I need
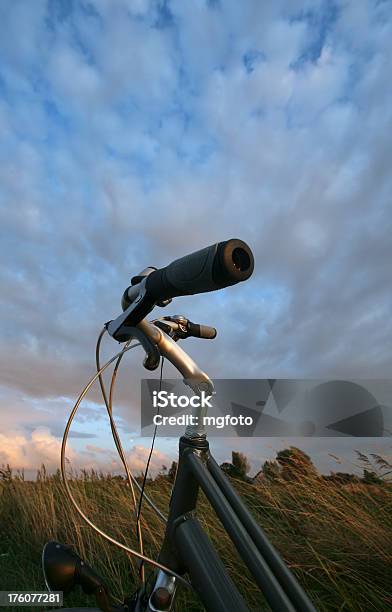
[0,457,391,611]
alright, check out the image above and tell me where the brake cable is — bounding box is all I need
[96,330,167,523]
[136,355,165,578]
[61,342,192,590]
[96,330,145,583]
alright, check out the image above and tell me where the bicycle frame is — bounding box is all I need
[134,319,316,612]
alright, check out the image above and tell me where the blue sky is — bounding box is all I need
[0,0,391,477]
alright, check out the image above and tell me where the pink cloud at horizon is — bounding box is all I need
[0,427,171,479]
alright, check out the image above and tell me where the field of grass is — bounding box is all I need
[0,455,391,611]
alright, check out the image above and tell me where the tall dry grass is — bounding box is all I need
[0,460,391,611]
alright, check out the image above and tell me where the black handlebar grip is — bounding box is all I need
[145,239,254,302]
[187,321,217,339]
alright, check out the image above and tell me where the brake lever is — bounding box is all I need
[153,316,217,341]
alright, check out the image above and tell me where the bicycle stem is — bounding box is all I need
[136,319,214,439]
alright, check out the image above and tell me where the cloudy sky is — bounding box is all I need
[1,0,391,479]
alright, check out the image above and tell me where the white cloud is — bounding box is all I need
[0,427,72,471]
[125,444,171,474]
[49,44,103,108]
[0,427,170,477]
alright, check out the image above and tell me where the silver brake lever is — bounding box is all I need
[153,315,217,341]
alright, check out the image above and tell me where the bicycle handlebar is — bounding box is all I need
[110,239,254,340]
[145,238,254,302]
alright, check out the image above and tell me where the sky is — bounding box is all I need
[0,0,391,479]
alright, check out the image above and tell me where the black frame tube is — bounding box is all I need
[157,436,209,574]
[174,515,249,612]
[207,455,316,612]
[186,451,296,612]
[158,437,317,612]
